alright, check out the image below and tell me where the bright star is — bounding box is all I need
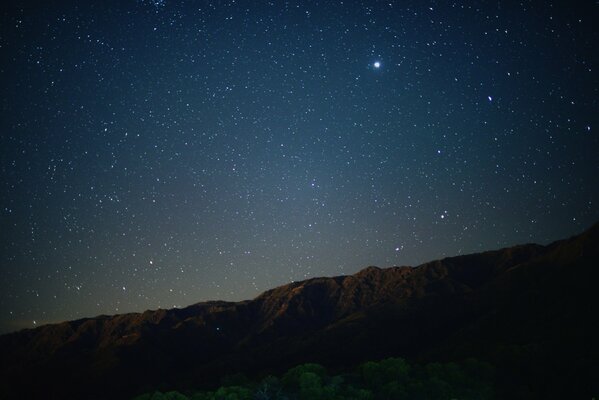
[373,61,381,68]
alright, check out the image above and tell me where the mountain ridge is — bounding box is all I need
[1,223,597,399]
[0,238,560,340]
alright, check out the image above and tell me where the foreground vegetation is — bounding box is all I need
[132,357,495,400]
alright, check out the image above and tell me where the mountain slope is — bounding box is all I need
[1,224,597,399]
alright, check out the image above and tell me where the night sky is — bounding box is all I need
[1,0,597,334]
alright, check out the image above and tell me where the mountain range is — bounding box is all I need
[1,223,597,399]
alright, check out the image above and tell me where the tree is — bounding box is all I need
[132,392,189,400]
[254,375,287,400]
[360,358,410,390]
[298,371,324,400]
[213,385,252,400]
[281,363,326,392]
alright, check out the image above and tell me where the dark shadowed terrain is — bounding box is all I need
[1,223,597,399]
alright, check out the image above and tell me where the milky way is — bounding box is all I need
[0,1,597,333]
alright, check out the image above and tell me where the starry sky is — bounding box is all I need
[1,0,597,334]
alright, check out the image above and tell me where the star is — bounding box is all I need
[0,0,595,337]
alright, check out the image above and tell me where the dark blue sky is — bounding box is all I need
[1,0,597,333]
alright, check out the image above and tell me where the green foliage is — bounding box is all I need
[165,392,191,400]
[360,357,410,390]
[213,385,252,400]
[133,392,189,400]
[189,393,213,400]
[281,362,327,391]
[254,375,286,400]
[132,357,495,400]
[343,386,374,400]
[298,371,323,400]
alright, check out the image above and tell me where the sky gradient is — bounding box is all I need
[1,0,598,334]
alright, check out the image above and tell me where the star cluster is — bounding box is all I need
[0,1,597,333]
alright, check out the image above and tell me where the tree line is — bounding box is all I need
[132,357,495,400]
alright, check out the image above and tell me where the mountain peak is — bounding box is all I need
[355,265,382,275]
